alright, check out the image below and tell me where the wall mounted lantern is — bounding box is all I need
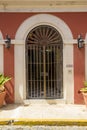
[5,34,11,49]
[77,34,84,48]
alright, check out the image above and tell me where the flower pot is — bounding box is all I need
[0,90,6,107]
[82,92,87,107]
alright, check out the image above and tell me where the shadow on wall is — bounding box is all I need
[5,79,14,104]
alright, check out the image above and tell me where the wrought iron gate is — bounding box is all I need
[26,25,63,99]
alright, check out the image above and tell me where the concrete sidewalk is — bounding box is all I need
[0,103,87,119]
[0,103,87,126]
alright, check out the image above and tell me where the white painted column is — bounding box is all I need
[0,31,4,74]
[14,41,26,103]
[0,45,3,73]
[85,33,87,80]
[63,43,74,103]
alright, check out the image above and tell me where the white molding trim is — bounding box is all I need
[0,8,87,12]
[0,39,78,44]
[15,14,74,104]
[1,38,87,45]
[0,30,4,74]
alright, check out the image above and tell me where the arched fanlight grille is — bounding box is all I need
[26,25,63,45]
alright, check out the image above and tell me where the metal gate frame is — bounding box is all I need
[25,25,63,99]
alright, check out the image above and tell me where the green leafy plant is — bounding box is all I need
[80,81,87,93]
[0,74,11,92]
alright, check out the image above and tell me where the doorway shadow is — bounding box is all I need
[0,103,22,111]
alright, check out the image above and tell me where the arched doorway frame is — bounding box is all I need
[15,14,74,103]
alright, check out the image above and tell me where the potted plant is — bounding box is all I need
[0,74,11,107]
[79,81,87,107]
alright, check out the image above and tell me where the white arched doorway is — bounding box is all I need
[15,14,74,104]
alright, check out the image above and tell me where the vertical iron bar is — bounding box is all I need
[32,46,35,97]
[53,45,56,97]
[51,46,52,97]
[47,46,49,97]
[43,46,46,98]
[47,46,50,96]
[30,46,32,98]
[40,46,41,97]
[57,46,59,97]
[36,46,38,98]
[26,46,28,98]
